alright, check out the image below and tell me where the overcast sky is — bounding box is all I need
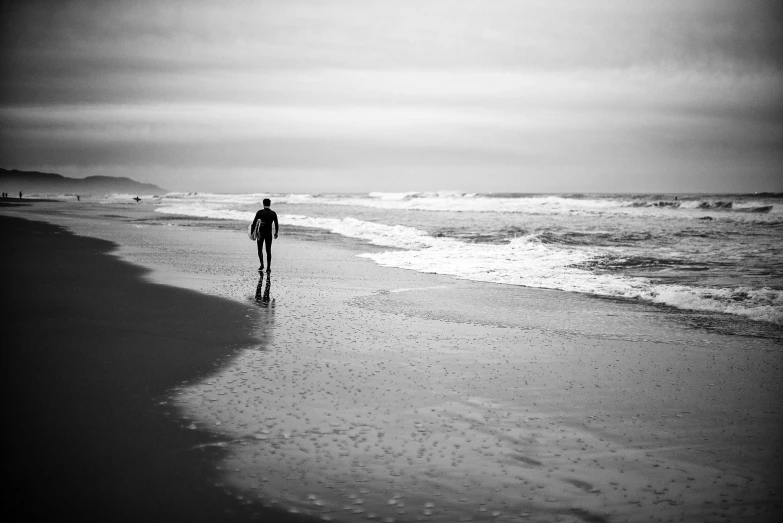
[1,0,781,193]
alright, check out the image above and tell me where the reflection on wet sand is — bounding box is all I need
[255,274,274,308]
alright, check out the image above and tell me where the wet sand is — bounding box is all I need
[176,235,783,523]
[3,202,782,522]
[1,215,315,522]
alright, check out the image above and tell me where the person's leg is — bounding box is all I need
[256,239,265,270]
[264,235,272,272]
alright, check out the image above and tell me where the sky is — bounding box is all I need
[1,0,781,193]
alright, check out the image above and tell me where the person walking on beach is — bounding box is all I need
[251,198,279,273]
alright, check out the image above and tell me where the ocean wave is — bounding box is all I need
[636,199,775,214]
[152,203,782,325]
[284,214,782,325]
[21,192,77,200]
[361,241,782,325]
[282,194,781,223]
[285,214,438,250]
[648,286,783,325]
[156,205,435,249]
[156,204,255,221]
[367,191,421,200]
[154,191,781,223]
[157,192,269,206]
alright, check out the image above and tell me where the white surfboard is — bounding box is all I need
[248,220,262,241]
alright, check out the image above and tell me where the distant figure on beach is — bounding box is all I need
[76,195,80,201]
[251,198,279,273]
[19,191,22,200]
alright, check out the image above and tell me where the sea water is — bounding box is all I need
[145,191,782,335]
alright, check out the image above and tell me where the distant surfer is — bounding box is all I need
[19,191,22,200]
[251,198,279,273]
[133,196,141,202]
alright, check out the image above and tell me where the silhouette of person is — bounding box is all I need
[251,198,279,273]
[19,191,22,200]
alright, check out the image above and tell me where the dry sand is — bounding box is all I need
[3,201,781,522]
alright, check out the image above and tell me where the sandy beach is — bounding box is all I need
[1,212,315,522]
[2,201,781,523]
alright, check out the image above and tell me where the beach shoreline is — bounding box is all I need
[1,214,317,522]
[2,202,782,522]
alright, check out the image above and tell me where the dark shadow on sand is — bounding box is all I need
[1,216,313,523]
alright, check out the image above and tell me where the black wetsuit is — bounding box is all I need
[252,208,279,270]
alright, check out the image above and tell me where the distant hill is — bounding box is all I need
[0,169,166,194]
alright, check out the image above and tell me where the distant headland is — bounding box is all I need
[0,168,166,195]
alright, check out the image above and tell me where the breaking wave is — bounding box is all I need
[156,203,782,325]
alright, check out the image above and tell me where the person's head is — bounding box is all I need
[263,198,271,207]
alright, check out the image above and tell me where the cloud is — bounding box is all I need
[1,0,782,192]
[3,0,781,102]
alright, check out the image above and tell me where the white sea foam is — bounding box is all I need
[156,205,436,249]
[284,214,438,249]
[157,204,255,221]
[648,286,783,325]
[159,192,780,224]
[23,192,77,200]
[282,193,629,214]
[157,192,269,206]
[367,191,420,200]
[282,192,777,217]
[361,241,783,325]
[154,191,781,223]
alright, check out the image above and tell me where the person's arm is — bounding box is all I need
[273,212,279,238]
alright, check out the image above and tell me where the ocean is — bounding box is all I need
[40,188,774,338]
[146,192,782,336]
